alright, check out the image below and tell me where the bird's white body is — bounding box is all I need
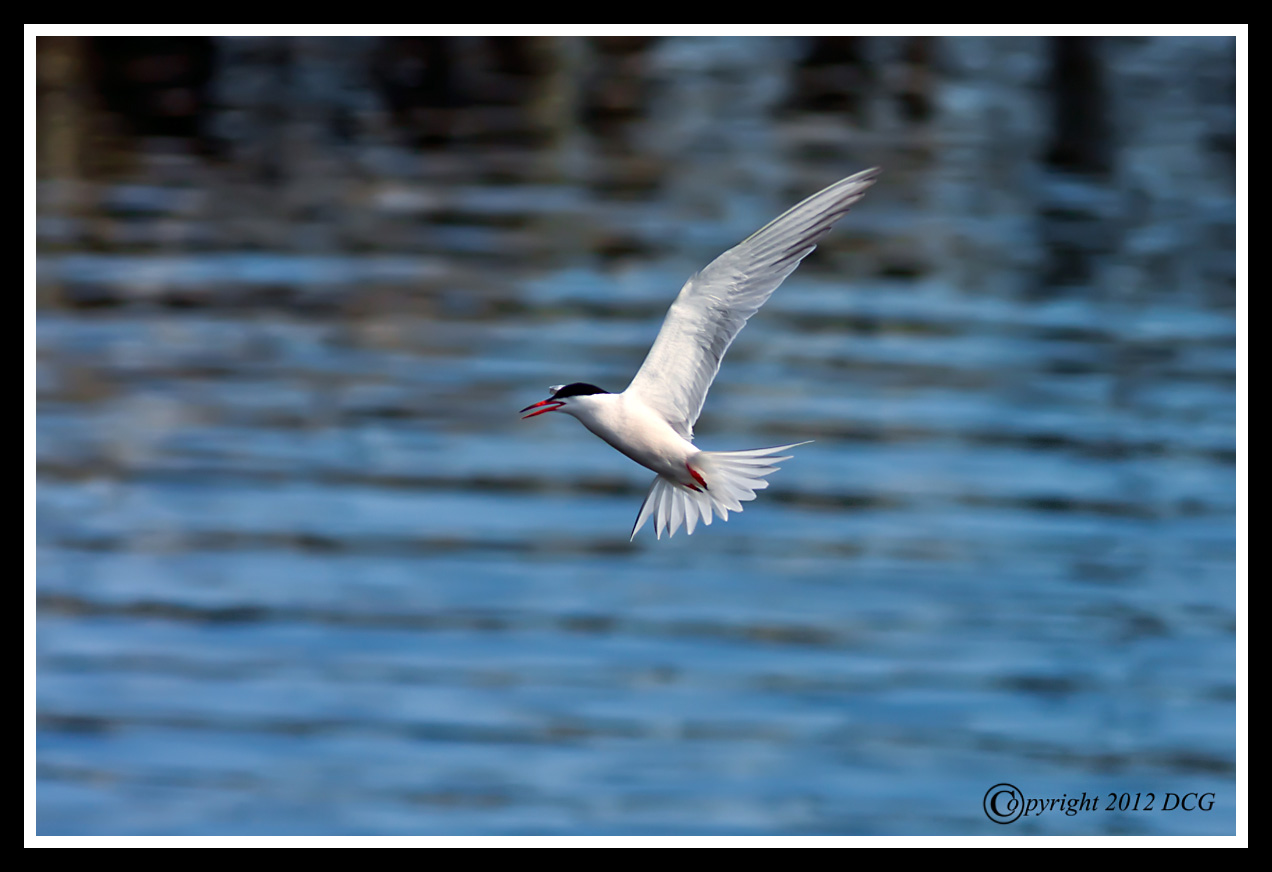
[565,392,700,487]
[522,168,881,539]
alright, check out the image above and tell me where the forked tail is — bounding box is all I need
[629,442,811,540]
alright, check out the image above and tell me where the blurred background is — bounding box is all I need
[34,35,1237,836]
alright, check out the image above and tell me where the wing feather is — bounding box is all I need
[624,168,880,439]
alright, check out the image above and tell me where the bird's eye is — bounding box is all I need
[549,384,565,395]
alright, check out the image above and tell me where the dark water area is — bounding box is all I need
[34,35,1239,836]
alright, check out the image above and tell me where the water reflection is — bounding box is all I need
[36,35,1236,836]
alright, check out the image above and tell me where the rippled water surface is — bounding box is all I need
[35,39,1237,834]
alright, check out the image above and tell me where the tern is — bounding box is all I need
[521,167,880,540]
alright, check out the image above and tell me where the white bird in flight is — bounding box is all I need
[521,167,880,540]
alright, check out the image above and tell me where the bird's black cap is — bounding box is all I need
[551,383,610,399]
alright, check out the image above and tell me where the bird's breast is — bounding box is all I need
[575,395,696,479]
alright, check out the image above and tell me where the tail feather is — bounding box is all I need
[629,442,810,540]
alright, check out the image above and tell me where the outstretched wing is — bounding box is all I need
[624,167,880,439]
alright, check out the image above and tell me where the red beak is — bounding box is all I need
[520,399,565,419]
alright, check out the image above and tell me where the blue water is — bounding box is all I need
[35,254,1237,834]
[35,41,1237,834]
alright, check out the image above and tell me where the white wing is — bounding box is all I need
[624,167,880,439]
